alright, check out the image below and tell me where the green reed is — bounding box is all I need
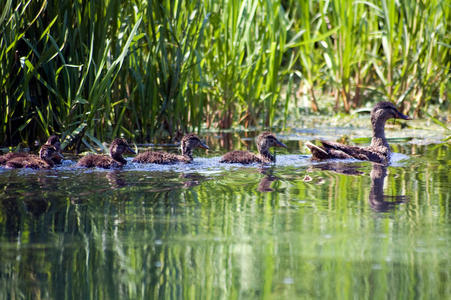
[0,0,449,147]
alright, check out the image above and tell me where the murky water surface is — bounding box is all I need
[1,124,450,299]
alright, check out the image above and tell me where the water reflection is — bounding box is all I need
[106,170,126,188]
[308,161,364,176]
[369,163,408,212]
[257,168,278,192]
[0,143,450,299]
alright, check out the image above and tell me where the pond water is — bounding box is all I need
[0,124,450,299]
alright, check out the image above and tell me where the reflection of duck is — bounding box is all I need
[307,102,411,164]
[257,168,278,192]
[179,172,207,188]
[369,163,408,212]
[133,134,208,164]
[77,138,135,169]
[106,171,127,188]
[5,144,63,169]
[220,132,287,164]
[0,135,62,166]
[308,161,364,176]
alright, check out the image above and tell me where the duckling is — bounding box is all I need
[5,144,63,169]
[133,134,208,164]
[77,138,135,169]
[220,132,287,164]
[45,135,63,164]
[0,135,63,166]
[306,102,411,164]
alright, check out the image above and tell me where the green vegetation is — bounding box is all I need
[1,0,449,148]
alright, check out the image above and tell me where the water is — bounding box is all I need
[0,129,450,299]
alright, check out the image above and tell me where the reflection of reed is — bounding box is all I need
[369,163,408,212]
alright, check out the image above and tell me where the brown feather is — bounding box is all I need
[133,151,190,164]
[219,150,262,164]
[77,154,124,169]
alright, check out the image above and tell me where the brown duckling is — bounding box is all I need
[77,138,135,169]
[5,144,63,169]
[45,135,63,164]
[0,135,63,166]
[133,134,209,164]
[220,132,287,164]
[306,102,411,164]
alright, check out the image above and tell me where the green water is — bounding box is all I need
[0,132,450,299]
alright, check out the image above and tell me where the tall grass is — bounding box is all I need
[0,0,449,148]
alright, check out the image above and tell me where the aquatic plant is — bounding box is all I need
[1,0,449,147]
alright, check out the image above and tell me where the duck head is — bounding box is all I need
[371,102,411,123]
[110,138,136,163]
[39,144,64,163]
[371,102,411,149]
[180,134,209,159]
[45,135,61,151]
[256,132,287,162]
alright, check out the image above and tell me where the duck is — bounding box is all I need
[45,135,63,164]
[133,134,208,164]
[0,135,63,166]
[5,144,63,169]
[220,132,287,164]
[306,102,411,164]
[77,138,135,169]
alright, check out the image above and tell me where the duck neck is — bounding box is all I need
[258,147,275,163]
[111,152,127,165]
[43,157,55,167]
[371,117,390,150]
[182,148,194,162]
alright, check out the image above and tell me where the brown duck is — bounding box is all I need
[306,102,411,164]
[220,132,287,164]
[45,135,63,164]
[0,135,63,166]
[5,144,63,169]
[77,138,135,169]
[133,134,208,164]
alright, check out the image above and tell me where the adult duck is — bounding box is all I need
[306,102,411,164]
[77,138,135,169]
[220,132,287,164]
[133,134,208,164]
[5,144,63,169]
[0,135,63,166]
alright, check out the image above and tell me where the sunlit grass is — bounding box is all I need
[1,0,449,148]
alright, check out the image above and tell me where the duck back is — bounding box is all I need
[133,151,190,164]
[0,152,29,165]
[77,154,124,169]
[219,150,261,164]
[5,155,53,169]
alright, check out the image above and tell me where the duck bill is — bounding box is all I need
[395,110,411,120]
[275,140,287,148]
[198,141,209,150]
[126,145,136,154]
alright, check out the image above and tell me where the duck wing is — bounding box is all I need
[220,150,261,164]
[306,142,354,160]
[320,141,388,163]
